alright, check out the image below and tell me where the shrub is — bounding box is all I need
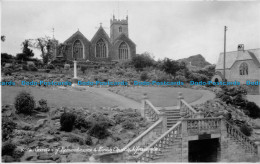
[140,72,149,81]
[240,124,253,136]
[2,142,16,156]
[36,99,49,112]
[60,112,76,132]
[47,64,55,69]
[132,52,155,70]
[85,135,92,146]
[64,64,70,70]
[2,117,17,141]
[38,99,47,106]
[122,120,135,129]
[88,122,109,139]
[81,66,88,73]
[14,91,35,114]
[245,102,260,119]
[22,65,28,71]
[74,116,92,130]
[67,135,85,145]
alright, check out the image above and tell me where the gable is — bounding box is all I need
[64,30,90,44]
[91,27,110,43]
[113,33,136,47]
[216,48,260,70]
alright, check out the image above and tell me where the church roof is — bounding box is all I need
[113,33,136,46]
[64,30,89,43]
[216,48,260,69]
[91,26,110,42]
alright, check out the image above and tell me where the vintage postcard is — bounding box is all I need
[1,0,260,163]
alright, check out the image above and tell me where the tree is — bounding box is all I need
[131,52,155,70]
[1,35,6,42]
[15,40,34,61]
[31,36,56,64]
[161,58,181,78]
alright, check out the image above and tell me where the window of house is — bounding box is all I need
[73,40,83,59]
[118,42,129,60]
[96,39,107,58]
[239,62,248,75]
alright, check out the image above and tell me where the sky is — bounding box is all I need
[1,0,260,64]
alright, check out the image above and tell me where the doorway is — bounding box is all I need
[188,138,220,162]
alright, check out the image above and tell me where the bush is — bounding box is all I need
[60,112,76,132]
[240,124,253,136]
[47,64,55,69]
[122,120,135,129]
[64,64,70,70]
[67,135,85,145]
[88,122,109,139]
[140,72,149,81]
[74,116,92,130]
[85,135,92,146]
[245,102,260,119]
[2,142,16,156]
[22,65,28,71]
[36,99,49,112]
[2,117,17,141]
[132,53,155,70]
[14,91,35,114]
[28,65,38,71]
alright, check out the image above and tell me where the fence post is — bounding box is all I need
[159,107,168,133]
[141,93,148,117]
[180,118,188,162]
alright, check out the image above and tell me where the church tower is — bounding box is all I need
[110,15,129,42]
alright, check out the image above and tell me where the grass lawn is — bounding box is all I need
[1,86,135,108]
[110,87,203,107]
[2,86,203,108]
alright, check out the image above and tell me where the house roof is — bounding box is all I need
[91,26,110,42]
[216,48,260,69]
[113,33,136,46]
[64,30,89,43]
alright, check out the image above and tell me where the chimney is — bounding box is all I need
[238,44,244,51]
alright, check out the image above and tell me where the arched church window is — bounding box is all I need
[96,39,107,58]
[239,62,248,75]
[119,26,122,32]
[73,40,83,59]
[119,42,129,60]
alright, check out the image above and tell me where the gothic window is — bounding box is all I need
[96,39,107,58]
[239,62,248,75]
[118,42,129,60]
[119,26,122,32]
[73,40,83,59]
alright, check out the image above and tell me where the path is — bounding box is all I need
[84,87,141,109]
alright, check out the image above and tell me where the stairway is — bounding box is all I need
[158,106,181,129]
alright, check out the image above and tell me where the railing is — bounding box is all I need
[186,117,222,135]
[93,118,163,162]
[144,100,161,122]
[135,121,182,162]
[180,99,197,118]
[226,121,258,155]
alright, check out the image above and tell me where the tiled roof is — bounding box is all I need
[216,48,260,69]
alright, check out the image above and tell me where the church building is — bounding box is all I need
[57,15,136,62]
[212,44,260,94]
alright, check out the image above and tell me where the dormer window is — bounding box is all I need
[119,26,122,32]
[239,62,248,75]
